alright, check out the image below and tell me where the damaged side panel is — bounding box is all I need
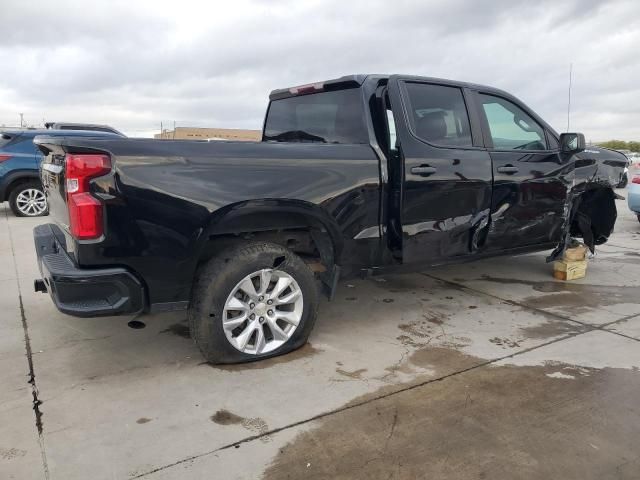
[393,146,624,267]
[385,76,625,269]
[548,148,626,260]
[483,151,575,253]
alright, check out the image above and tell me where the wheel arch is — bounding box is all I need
[569,186,617,250]
[1,170,41,202]
[193,199,344,295]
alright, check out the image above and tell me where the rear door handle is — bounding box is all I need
[410,165,437,176]
[497,165,519,174]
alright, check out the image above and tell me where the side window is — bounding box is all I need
[264,88,369,144]
[402,82,472,147]
[479,94,547,151]
[0,133,15,149]
[4,136,28,152]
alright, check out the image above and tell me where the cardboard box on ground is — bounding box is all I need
[553,243,588,281]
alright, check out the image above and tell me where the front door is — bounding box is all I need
[387,77,493,264]
[474,92,571,251]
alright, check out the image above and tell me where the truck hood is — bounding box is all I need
[574,146,628,189]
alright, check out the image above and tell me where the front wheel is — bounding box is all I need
[9,181,49,217]
[189,242,319,364]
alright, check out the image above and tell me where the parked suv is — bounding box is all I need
[0,129,119,217]
[44,122,125,137]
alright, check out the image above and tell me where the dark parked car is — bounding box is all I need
[0,129,120,217]
[33,74,626,363]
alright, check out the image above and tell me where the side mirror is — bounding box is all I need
[559,132,585,154]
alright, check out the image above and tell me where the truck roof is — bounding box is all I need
[269,74,511,100]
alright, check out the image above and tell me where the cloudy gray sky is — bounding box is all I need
[1,0,638,141]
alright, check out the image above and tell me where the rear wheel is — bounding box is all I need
[9,181,48,217]
[189,242,319,364]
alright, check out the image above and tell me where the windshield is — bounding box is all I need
[263,88,369,144]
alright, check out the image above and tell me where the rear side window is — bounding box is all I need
[401,82,473,147]
[58,126,112,133]
[264,88,369,144]
[0,133,17,149]
[0,133,37,153]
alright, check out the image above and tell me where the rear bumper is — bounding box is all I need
[33,224,145,317]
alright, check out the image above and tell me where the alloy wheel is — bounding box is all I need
[222,268,304,355]
[16,188,47,216]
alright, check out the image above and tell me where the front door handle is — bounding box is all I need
[411,165,437,176]
[497,165,519,174]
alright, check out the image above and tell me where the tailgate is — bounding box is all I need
[34,135,115,253]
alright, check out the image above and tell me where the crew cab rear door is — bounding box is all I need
[471,90,571,250]
[387,76,493,263]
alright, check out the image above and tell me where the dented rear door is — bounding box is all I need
[388,76,493,263]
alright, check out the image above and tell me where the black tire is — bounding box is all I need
[8,181,49,217]
[637,214,640,224]
[189,241,319,364]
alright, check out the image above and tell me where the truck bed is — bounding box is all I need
[35,136,382,309]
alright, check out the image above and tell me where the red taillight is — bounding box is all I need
[65,154,111,239]
[68,192,104,239]
[0,154,12,163]
[632,176,640,185]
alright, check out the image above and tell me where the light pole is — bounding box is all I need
[567,63,572,132]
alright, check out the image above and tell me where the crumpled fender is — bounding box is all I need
[547,147,627,261]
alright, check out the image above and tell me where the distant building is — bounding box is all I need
[155,127,261,141]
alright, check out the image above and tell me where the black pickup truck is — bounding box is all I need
[33,74,626,363]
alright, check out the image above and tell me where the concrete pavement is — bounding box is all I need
[1,196,639,479]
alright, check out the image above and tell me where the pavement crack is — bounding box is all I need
[378,347,410,384]
[422,272,640,342]
[6,210,50,479]
[20,294,43,435]
[597,313,640,343]
[422,272,591,327]
[383,407,399,451]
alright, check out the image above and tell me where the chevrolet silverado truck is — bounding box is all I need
[33,74,626,364]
